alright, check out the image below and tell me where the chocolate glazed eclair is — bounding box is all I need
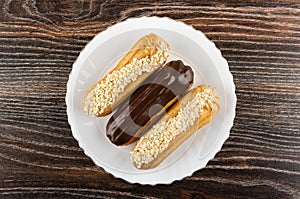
[106,60,194,146]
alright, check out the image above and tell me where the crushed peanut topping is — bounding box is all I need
[84,50,168,116]
[131,88,213,168]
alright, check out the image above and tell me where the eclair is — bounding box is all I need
[106,60,194,146]
[130,85,220,169]
[84,33,170,117]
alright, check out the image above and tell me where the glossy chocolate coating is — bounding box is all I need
[106,60,194,145]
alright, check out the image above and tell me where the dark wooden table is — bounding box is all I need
[1,0,299,198]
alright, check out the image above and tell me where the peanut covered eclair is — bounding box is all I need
[106,60,194,146]
[130,85,220,169]
[84,33,170,117]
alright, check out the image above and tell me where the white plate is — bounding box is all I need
[66,17,236,185]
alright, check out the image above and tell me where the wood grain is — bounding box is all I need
[0,0,299,198]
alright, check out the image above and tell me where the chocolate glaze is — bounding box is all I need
[106,60,194,146]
